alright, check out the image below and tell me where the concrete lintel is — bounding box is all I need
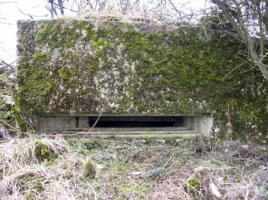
[33,112,211,117]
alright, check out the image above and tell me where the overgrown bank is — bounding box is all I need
[0,136,267,199]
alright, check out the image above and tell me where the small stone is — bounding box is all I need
[194,166,210,173]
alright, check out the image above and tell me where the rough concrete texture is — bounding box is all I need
[16,17,267,140]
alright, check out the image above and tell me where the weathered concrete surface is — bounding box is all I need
[16,17,267,139]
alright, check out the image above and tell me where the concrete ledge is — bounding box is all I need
[45,131,197,139]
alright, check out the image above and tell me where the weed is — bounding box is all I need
[34,140,58,162]
[84,159,96,179]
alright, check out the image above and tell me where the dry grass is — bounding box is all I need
[0,136,267,200]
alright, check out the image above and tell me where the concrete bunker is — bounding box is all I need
[16,17,223,136]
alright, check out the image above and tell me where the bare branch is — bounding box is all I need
[212,0,268,80]
[18,8,34,19]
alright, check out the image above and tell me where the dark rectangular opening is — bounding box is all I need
[75,116,79,128]
[88,116,184,128]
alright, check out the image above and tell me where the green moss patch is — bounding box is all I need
[34,140,58,162]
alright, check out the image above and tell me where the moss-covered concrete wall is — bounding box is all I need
[17,18,268,141]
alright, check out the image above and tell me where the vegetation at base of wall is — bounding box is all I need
[0,137,268,199]
[34,140,59,162]
[84,159,96,179]
[16,19,268,141]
